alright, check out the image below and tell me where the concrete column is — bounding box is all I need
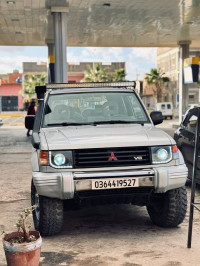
[51,7,68,83]
[46,41,55,83]
[178,41,191,122]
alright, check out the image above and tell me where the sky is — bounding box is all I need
[0,46,157,80]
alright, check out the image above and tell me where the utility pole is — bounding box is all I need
[136,68,140,81]
[135,68,140,94]
[92,47,96,71]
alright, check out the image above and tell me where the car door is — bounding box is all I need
[178,109,199,180]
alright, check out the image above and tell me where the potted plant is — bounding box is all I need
[2,205,42,266]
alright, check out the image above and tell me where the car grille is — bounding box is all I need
[74,147,151,168]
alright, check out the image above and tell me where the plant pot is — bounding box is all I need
[2,231,42,266]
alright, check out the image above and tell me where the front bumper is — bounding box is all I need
[32,164,188,199]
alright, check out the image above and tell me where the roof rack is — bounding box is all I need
[46,81,136,90]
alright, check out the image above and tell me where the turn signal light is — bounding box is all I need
[40,151,48,165]
[172,145,178,153]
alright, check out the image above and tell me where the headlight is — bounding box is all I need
[54,154,66,166]
[151,146,172,164]
[49,151,73,168]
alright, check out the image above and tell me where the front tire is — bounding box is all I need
[147,186,187,227]
[31,180,63,236]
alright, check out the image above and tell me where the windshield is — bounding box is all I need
[43,91,150,127]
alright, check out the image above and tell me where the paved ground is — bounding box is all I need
[1,120,200,266]
[0,111,26,127]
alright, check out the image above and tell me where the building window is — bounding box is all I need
[189,95,195,103]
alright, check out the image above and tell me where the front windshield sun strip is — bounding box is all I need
[46,81,136,90]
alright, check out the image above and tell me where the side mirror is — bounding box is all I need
[150,111,163,125]
[25,115,35,130]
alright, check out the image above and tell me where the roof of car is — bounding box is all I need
[45,81,136,95]
[48,87,135,95]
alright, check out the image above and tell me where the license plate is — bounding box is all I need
[92,177,139,190]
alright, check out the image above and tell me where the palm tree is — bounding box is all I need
[82,63,126,83]
[22,74,47,102]
[145,68,170,102]
[82,63,110,82]
[111,68,126,81]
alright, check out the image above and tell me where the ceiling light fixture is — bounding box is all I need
[103,3,111,7]
[7,1,15,4]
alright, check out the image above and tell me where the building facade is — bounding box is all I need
[0,62,125,111]
[141,80,156,108]
[23,62,125,82]
[142,47,200,108]
[0,70,23,111]
[157,47,200,107]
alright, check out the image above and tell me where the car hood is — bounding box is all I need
[40,124,175,150]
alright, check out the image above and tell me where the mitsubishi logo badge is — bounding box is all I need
[108,152,117,161]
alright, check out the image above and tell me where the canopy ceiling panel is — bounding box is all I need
[0,0,200,48]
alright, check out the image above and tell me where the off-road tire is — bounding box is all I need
[31,180,63,236]
[147,186,187,227]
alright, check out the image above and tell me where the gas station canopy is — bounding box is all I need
[1,0,200,48]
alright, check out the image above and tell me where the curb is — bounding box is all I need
[2,123,24,127]
[0,113,25,118]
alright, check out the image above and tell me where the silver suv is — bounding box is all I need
[25,82,188,236]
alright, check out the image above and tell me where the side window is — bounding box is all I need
[167,104,171,109]
[161,104,165,110]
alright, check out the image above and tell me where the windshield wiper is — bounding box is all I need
[90,120,145,125]
[47,122,90,126]
[46,121,146,127]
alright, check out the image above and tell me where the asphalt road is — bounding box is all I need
[1,122,200,266]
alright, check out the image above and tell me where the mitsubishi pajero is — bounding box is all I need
[25,82,188,236]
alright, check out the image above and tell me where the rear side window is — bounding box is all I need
[167,104,171,109]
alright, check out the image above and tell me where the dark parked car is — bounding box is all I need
[174,107,200,182]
